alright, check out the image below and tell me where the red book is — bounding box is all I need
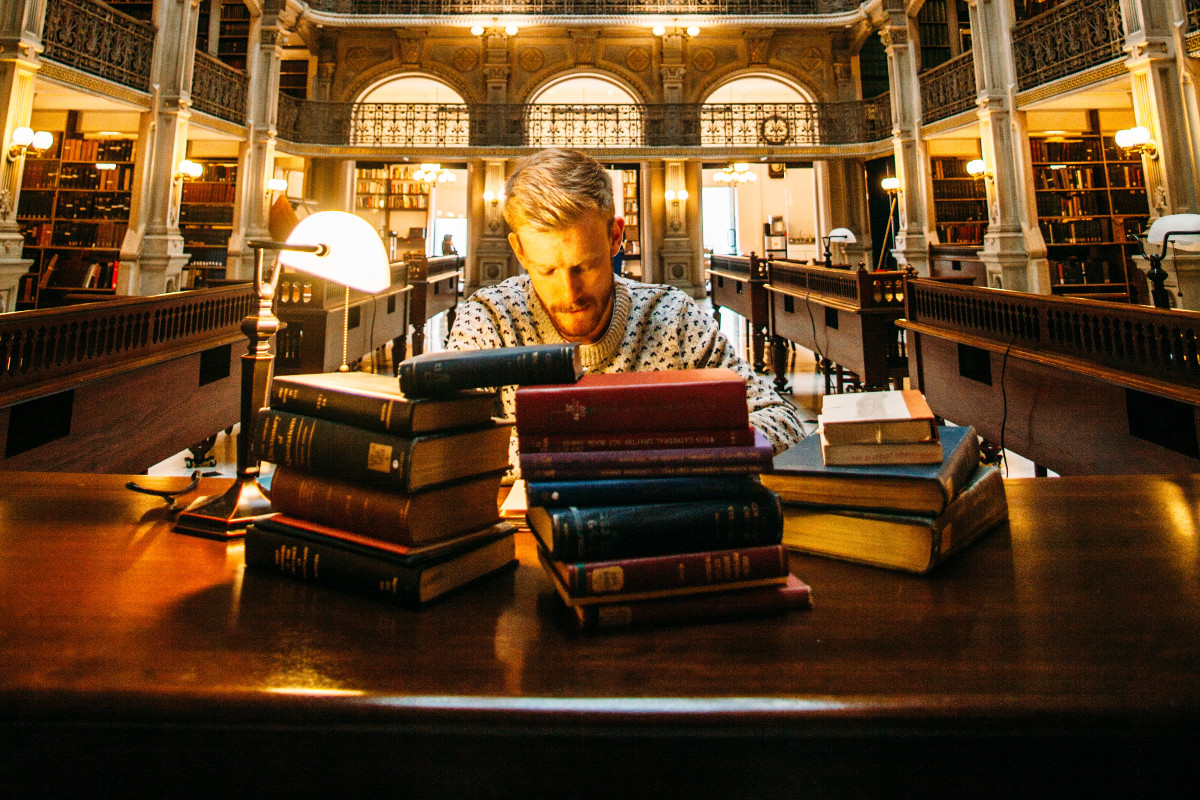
[519,429,773,480]
[515,368,749,435]
[519,426,756,453]
[566,574,813,631]
[543,543,790,599]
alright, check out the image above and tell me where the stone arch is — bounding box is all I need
[522,69,647,106]
[694,68,820,106]
[343,65,477,106]
[522,71,647,148]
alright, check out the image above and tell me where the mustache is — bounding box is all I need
[548,299,596,314]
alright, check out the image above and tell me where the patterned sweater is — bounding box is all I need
[444,275,806,473]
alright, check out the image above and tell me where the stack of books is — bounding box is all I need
[243,370,518,607]
[762,423,1008,574]
[517,368,812,631]
[817,389,943,466]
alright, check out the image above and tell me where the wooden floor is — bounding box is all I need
[148,301,1043,478]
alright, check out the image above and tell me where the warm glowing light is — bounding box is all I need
[827,227,857,243]
[95,163,117,171]
[676,189,689,202]
[880,176,901,192]
[267,687,367,697]
[31,130,54,151]
[176,159,203,179]
[280,211,391,294]
[965,159,987,177]
[505,23,518,35]
[483,189,496,202]
[665,189,676,201]
[11,127,34,147]
[1115,126,1151,150]
[267,177,288,192]
[652,25,666,36]
[470,24,485,36]
[686,25,701,37]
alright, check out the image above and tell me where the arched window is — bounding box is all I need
[526,75,642,148]
[351,76,469,146]
[701,75,817,147]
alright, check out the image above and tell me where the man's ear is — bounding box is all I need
[609,217,626,257]
[508,231,525,267]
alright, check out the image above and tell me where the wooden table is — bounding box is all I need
[2,472,1198,797]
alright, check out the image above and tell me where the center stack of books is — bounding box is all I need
[516,367,812,631]
[243,370,518,607]
[761,389,1008,574]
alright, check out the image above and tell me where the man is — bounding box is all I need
[445,147,805,467]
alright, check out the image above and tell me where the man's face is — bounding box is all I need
[509,210,624,344]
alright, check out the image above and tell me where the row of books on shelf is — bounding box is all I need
[1036,193,1108,217]
[1029,138,1103,163]
[57,138,136,163]
[36,255,119,291]
[1035,166,1101,190]
[357,195,429,210]
[242,348,1007,631]
[21,161,59,189]
[1052,256,1119,285]
[932,181,986,200]
[181,183,236,204]
[50,164,134,191]
[47,192,131,220]
[933,198,986,220]
[930,158,973,179]
[937,222,985,244]
[180,204,234,224]
[1040,218,1117,245]
[25,220,127,249]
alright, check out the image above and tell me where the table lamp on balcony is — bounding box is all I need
[1139,213,1200,310]
[822,227,856,269]
[174,211,390,539]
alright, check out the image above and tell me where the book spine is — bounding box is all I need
[515,379,749,434]
[519,437,772,480]
[268,467,417,544]
[519,426,755,453]
[575,576,811,630]
[559,544,790,597]
[245,523,423,607]
[269,382,416,435]
[525,475,762,507]
[399,345,577,396]
[545,486,783,561]
[927,466,1007,570]
[250,409,414,490]
[937,425,981,503]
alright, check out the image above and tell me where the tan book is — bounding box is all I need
[818,389,937,445]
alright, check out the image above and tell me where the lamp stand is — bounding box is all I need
[174,243,309,539]
[822,238,832,269]
[877,193,898,272]
[1139,229,1192,311]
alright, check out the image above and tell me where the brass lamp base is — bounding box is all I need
[173,477,273,540]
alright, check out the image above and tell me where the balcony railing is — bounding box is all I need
[191,51,249,125]
[920,51,976,124]
[1189,0,1200,35]
[303,1,860,14]
[1013,0,1124,91]
[277,99,896,148]
[40,0,154,93]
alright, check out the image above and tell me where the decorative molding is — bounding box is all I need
[691,47,716,72]
[1015,60,1128,108]
[626,47,650,72]
[36,60,152,109]
[454,47,479,72]
[519,47,545,72]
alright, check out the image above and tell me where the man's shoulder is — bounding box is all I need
[622,277,707,320]
[463,274,531,307]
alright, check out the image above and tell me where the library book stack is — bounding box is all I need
[517,368,812,631]
[242,370,518,608]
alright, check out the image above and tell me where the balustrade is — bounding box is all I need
[303,1,858,15]
[191,51,249,125]
[41,0,154,93]
[920,51,976,124]
[1190,0,1200,34]
[1012,0,1124,91]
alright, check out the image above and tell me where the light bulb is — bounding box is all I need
[665,190,676,201]
[652,25,666,36]
[505,23,518,36]
[676,189,689,202]
[686,25,700,37]
[470,24,485,36]
[11,127,34,147]
[267,177,289,192]
[31,130,54,151]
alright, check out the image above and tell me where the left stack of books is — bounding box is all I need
[243,371,518,608]
[517,368,812,631]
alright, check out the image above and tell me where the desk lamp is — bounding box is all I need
[821,227,856,269]
[1139,213,1200,309]
[174,211,390,539]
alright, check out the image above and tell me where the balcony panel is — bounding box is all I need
[41,0,155,94]
[1013,0,1124,92]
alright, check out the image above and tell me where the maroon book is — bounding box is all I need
[515,368,749,435]
[519,429,773,479]
[519,425,756,454]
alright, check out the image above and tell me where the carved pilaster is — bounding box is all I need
[569,29,598,66]
[881,15,930,275]
[475,160,512,288]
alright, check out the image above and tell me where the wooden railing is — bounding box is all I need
[767,261,908,310]
[0,285,255,407]
[904,279,1200,394]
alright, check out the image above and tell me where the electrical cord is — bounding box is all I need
[997,335,1015,477]
[125,470,201,514]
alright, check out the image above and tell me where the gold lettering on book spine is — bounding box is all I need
[589,566,624,593]
[367,442,394,473]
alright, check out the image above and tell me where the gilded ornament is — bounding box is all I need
[454,47,479,72]
[626,47,651,73]
[692,47,716,72]
[520,48,545,73]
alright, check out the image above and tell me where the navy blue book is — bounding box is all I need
[524,475,763,508]
[760,424,979,515]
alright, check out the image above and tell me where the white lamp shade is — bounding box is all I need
[31,130,54,151]
[829,227,857,243]
[1146,213,1200,252]
[965,159,986,177]
[280,211,391,293]
[880,176,901,191]
[267,177,288,192]
[1115,126,1151,150]
[11,127,34,147]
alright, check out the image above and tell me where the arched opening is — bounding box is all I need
[351,75,469,147]
[526,74,642,148]
[700,76,820,262]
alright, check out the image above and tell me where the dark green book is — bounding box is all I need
[527,482,783,562]
[398,343,583,398]
[270,371,496,435]
[761,424,980,515]
[524,475,764,507]
[250,408,512,492]
[244,519,517,608]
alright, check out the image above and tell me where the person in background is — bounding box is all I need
[445,147,805,470]
[441,234,458,255]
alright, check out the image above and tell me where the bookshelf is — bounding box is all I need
[616,167,641,277]
[931,157,987,246]
[917,0,952,72]
[355,163,431,246]
[102,0,153,22]
[1030,133,1149,295]
[15,131,136,307]
[179,159,238,284]
[196,0,211,52]
[279,59,310,98]
[217,1,251,71]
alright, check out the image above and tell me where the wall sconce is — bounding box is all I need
[470,24,485,36]
[267,177,288,193]
[965,159,993,181]
[174,211,390,539]
[1115,126,1158,159]
[664,189,689,205]
[821,227,856,270]
[652,21,700,37]
[175,159,204,181]
[880,175,901,193]
[482,189,504,205]
[8,127,54,161]
[1138,213,1200,309]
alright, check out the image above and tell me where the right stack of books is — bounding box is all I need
[762,390,1007,574]
[242,371,518,607]
[516,368,812,631]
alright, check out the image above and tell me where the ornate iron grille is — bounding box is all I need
[40,0,154,93]
[1012,0,1124,91]
[304,1,859,15]
[920,51,976,124]
[349,104,472,146]
[1189,0,1200,34]
[862,92,892,142]
[522,104,645,147]
[701,104,821,147]
[191,51,249,125]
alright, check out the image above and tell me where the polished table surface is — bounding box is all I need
[2,471,1198,796]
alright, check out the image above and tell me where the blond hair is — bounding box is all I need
[503,147,615,232]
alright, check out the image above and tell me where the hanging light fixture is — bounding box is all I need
[412,163,456,184]
[713,163,757,185]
